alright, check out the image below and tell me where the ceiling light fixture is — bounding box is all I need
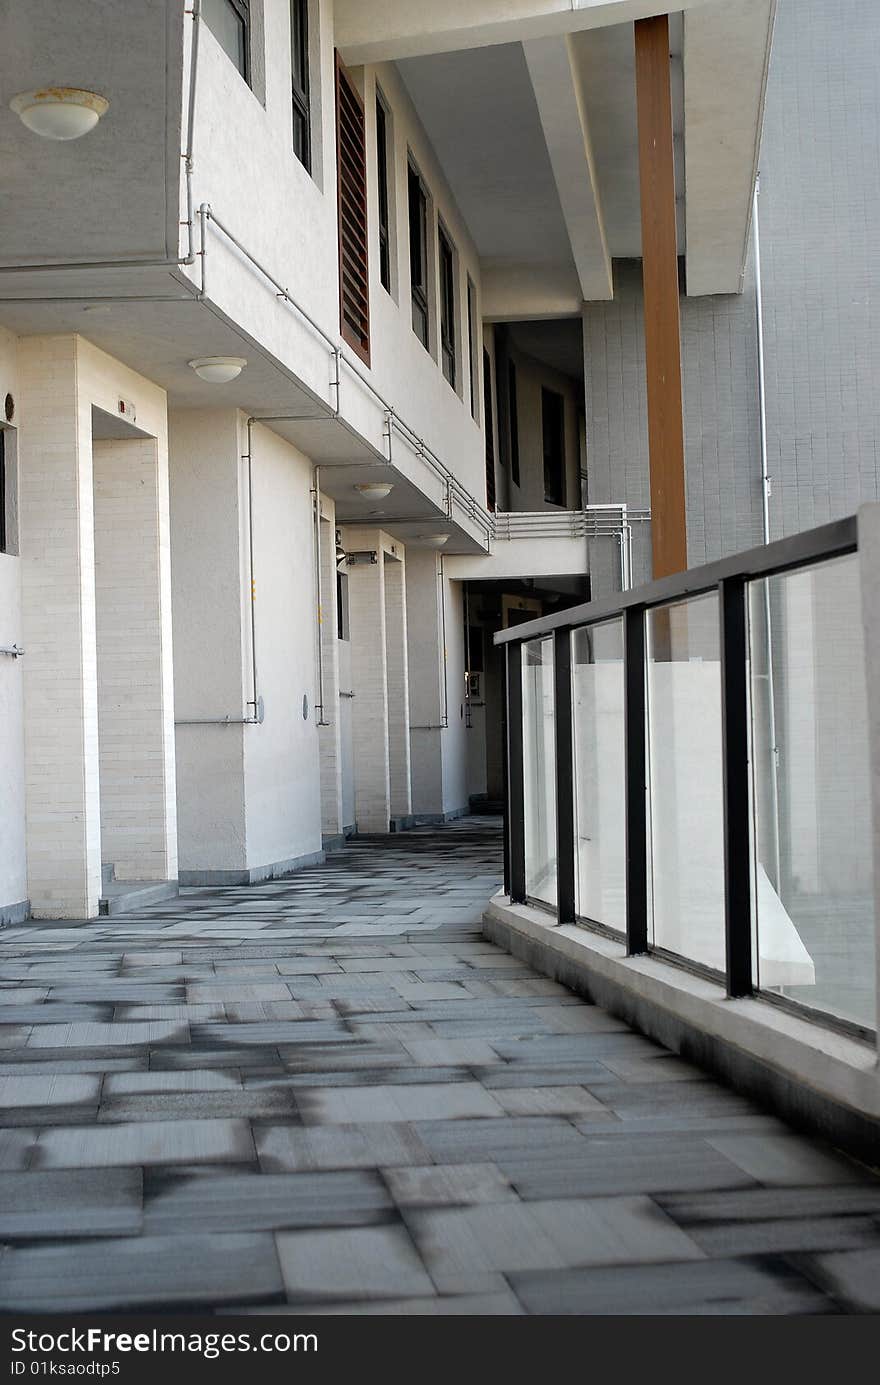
[354,482,394,500]
[10,88,109,141]
[420,534,450,549]
[188,356,247,384]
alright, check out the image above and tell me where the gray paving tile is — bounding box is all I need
[399,1037,502,1066]
[385,1163,518,1208]
[34,1119,254,1168]
[705,1133,864,1186]
[27,1021,185,1049]
[256,1122,433,1172]
[97,1089,298,1122]
[0,1169,142,1238]
[302,1290,524,1315]
[276,1225,434,1302]
[297,1082,505,1125]
[0,1233,282,1311]
[407,1196,704,1292]
[144,1170,391,1233]
[0,1073,100,1107]
[0,1128,37,1171]
[497,1131,759,1199]
[493,1086,610,1118]
[811,1248,880,1311]
[104,1070,242,1095]
[510,1257,834,1315]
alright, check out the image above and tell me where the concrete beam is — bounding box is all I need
[523,36,613,302]
[337,0,722,66]
[481,262,584,321]
[684,0,777,296]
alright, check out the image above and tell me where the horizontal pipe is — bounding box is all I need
[495,514,858,646]
[0,645,25,657]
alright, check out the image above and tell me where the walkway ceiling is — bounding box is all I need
[0,0,182,264]
[395,1,775,310]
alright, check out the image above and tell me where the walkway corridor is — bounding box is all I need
[1,820,879,1314]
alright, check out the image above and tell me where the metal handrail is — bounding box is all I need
[495,515,857,644]
[497,510,866,1035]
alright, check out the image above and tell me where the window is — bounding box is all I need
[408,162,429,349]
[336,570,350,640]
[508,360,520,487]
[291,0,311,172]
[467,278,478,420]
[336,54,370,364]
[203,0,249,82]
[483,349,496,512]
[438,225,456,389]
[376,94,392,293]
[542,387,566,506]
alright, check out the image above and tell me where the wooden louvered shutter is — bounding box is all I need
[336,54,370,365]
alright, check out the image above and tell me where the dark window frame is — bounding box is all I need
[438,223,457,389]
[483,348,496,512]
[376,92,392,293]
[205,0,251,84]
[408,160,430,350]
[467,277,478,420]
[291,0,311,172]
[542,386,566,506]
[509,359,520,487]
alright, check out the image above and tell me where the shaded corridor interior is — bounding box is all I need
[0,820,879,1314]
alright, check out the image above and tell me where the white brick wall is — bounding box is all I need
[94,439,175,881]
[18,335,175,917]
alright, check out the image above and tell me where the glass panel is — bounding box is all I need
[202,0,247,79]
[646,594,725,970]
[522,638,556,907]
[572,620,626,932]
[750,554,875,1029]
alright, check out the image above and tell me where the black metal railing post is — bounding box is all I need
[506,642,526,904]
[624,606,649,954]
[554,629,576,925]
[720,576,754,997]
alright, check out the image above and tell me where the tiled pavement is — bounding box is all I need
[1,818,880,1315]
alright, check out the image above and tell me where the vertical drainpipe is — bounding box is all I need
[312,467,330,727]
[753,175,782,890]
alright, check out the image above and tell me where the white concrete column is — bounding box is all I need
[169,408,249,878]
[18,336,101,918]
[406,548,444,820]
[317,502,344,841]
[345,528,391,832]
[383,552,412,823]
[93,438,177,882]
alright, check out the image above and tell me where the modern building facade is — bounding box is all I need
[0,0,878,925]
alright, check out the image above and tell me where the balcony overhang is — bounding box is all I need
[337,0,720,66]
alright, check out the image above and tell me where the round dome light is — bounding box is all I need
[10,88,109,141]
[354,482,394,500]
[420,534,450,548]
[188,356,247,384]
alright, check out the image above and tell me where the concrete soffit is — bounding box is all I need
[523,34,613,302]
[336,0,724,66]
[683,0,778,297]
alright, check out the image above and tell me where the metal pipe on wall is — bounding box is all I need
[312,465,331,728]
[753,175,782,891]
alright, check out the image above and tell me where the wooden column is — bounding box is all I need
[635,14,687,580]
